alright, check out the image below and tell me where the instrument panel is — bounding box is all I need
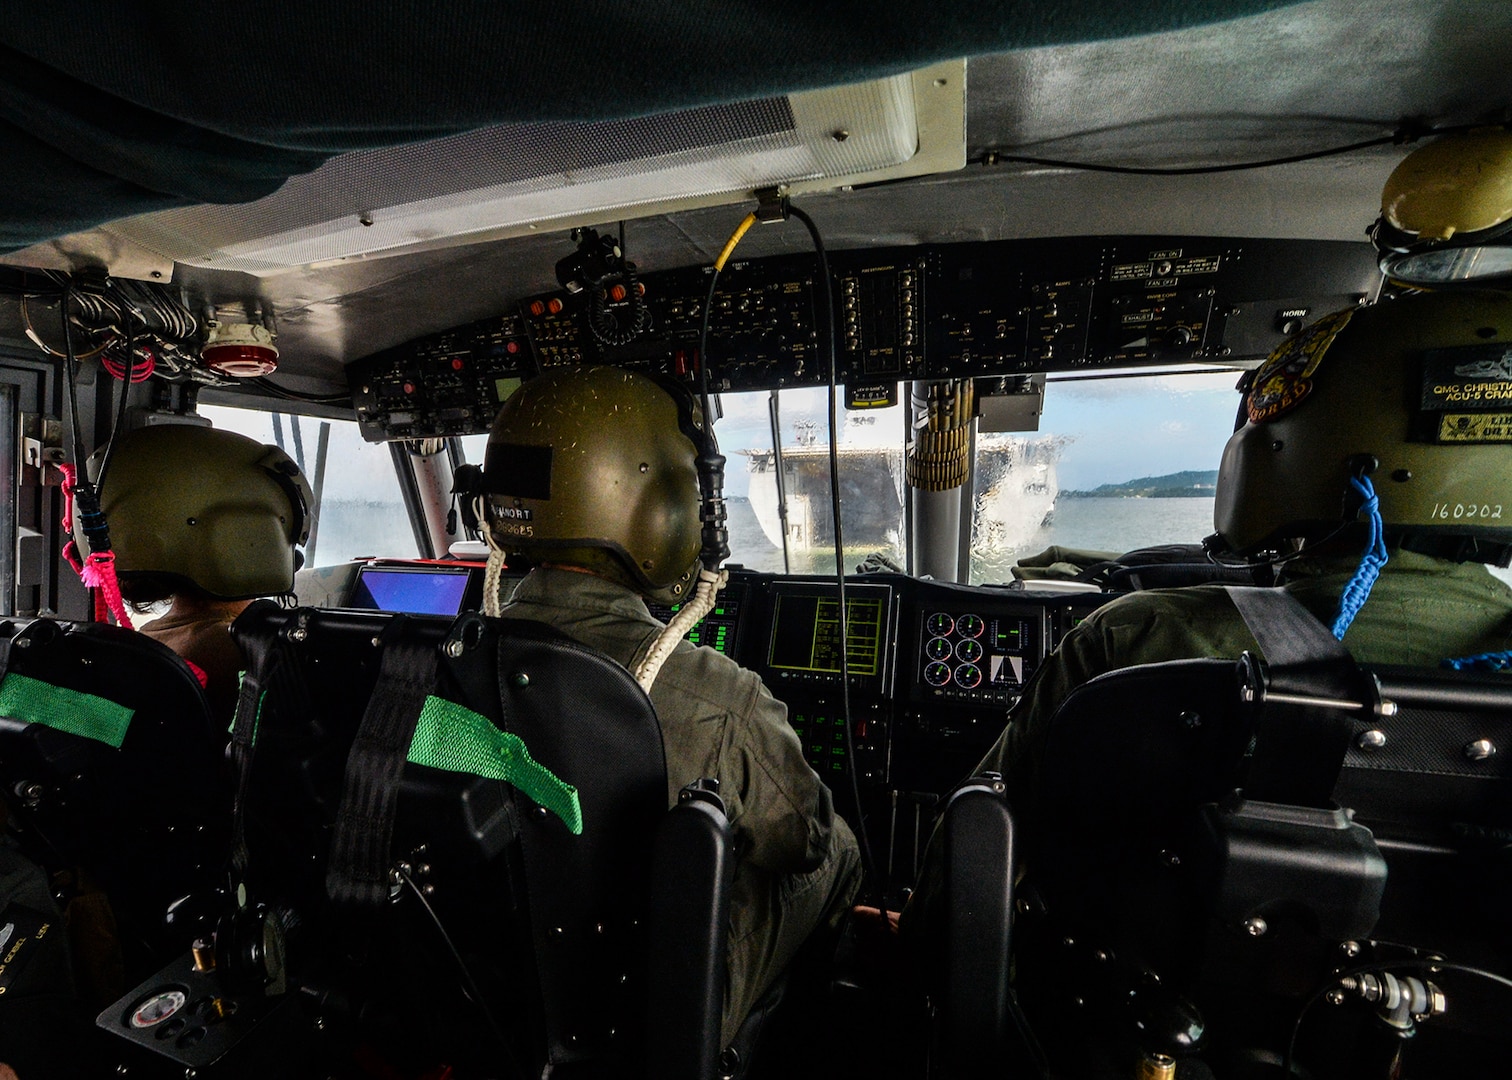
[346,234,1379,441]
[913,604,1044,707]
[349,562,1114,794]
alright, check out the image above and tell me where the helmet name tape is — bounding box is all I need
[1420,344,1512,443]
[482,443,552,500]
[1436,415,1512,442]
[1421,345,1512,406]
[1246,308,1354,424]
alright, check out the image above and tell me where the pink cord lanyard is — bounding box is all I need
[58,462,134,630]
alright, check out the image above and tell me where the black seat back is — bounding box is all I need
[0,617,226,960]
[1032,658,1258,935]
[1019,655,1512,1076]
[1334,666,1512,961]
[231,602,720,1078]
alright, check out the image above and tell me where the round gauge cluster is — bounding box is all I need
[922,611,988,691]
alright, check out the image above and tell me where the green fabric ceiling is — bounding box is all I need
[0,1,1304,252]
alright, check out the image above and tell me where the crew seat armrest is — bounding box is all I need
[942,775,1018,1075]
[647,779,734,1080]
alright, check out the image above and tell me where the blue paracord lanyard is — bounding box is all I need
[1442,650,1512,673]
[1330,474,1388,640]
[1330,473,1512,673]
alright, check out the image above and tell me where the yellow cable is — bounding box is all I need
[713,213,758,272]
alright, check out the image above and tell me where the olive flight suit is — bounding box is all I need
[904,550,1512,944]
[502,568,863,1046]
[979,549,1512,815]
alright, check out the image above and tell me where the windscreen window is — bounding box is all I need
[199,405,419,566]
[713,387,906,576]
[970,370,1238,584]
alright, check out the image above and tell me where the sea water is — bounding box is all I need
[725,495,1217,581]
[1024,497,1217,558]
[972,496,1216,584]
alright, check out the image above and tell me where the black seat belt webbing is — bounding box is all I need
[227,618,315,883]
[1224,586,1360,808]
[326,625,439,908]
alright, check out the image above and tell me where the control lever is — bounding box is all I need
[97,896,298,1071]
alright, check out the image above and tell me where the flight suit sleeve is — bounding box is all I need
[975,587,1264,813]
[722,667,840,875]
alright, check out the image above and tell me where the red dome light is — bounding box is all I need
[203,343,279,377]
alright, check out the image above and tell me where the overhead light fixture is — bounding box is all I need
[97,62,965,276]
[202,321,279,377]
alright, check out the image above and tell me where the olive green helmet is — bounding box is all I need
[482,366,706,604]
[1214,290,1512,562]
[1373,129,1512,286]
[82,424,312,599]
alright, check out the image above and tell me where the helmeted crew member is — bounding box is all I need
[83,423,311,718]
[901,289,1512,956]
[979,289,1512,817]
[479,365,863,1046]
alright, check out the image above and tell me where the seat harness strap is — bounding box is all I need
[0,627,134,747]
[326,623,437,908]
[0,673,134,748]
[227,612,314,883]
[1225,585,1361,808]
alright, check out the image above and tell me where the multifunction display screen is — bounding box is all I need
[348,567,472,616]
[647,588,745,658]
[765,584,891,681]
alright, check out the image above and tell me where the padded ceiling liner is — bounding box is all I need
[0,0,1303,252]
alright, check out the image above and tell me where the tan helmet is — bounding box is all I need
[82,424,312,599]
[1373,129,1512,286]
[482,366,705,603]
[1214,290,1512,562]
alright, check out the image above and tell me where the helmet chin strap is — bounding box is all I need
[633,565,728,694]
[479,495,512,618]
[631,375,731,693]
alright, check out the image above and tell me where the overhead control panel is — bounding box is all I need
[349,313,535,442]
[521,254,825,388]
[346,235,1378,441]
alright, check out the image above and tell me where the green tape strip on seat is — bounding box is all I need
[0,673,134,749]
[407,695,582,835]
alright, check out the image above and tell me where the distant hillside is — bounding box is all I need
[1063,469,1218,499]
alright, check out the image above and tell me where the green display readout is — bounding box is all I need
[767,594,884,676]
[789,712,849,774]
[654,600,738,656]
